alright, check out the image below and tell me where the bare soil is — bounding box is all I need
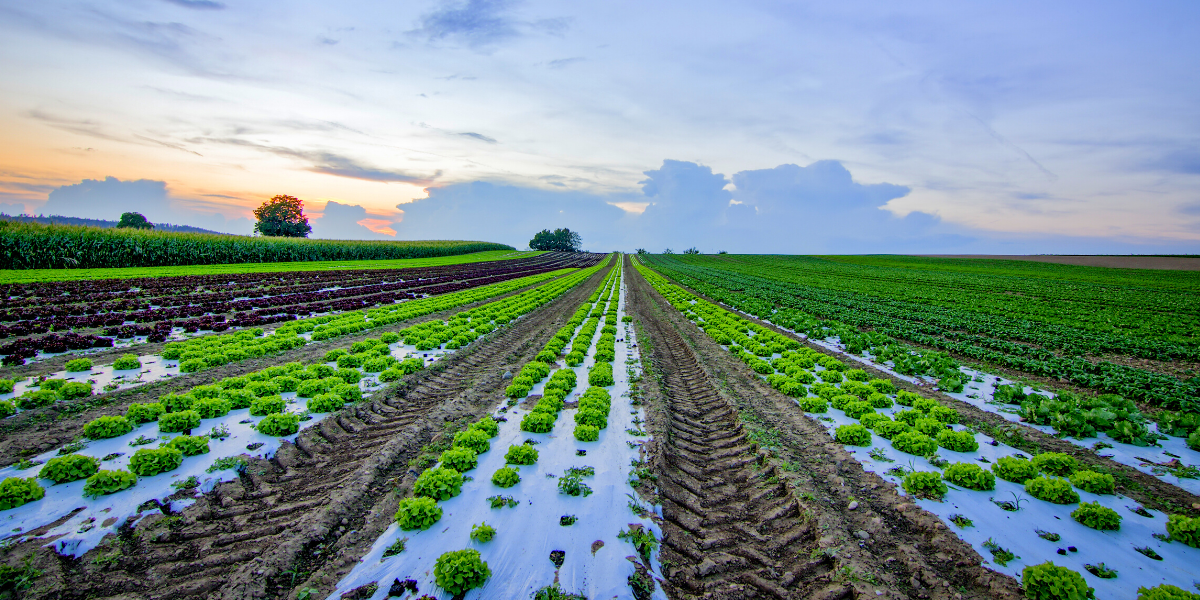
[625,257,1024,600]
[915,255,1200,271]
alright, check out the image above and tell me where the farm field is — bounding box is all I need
[0,252,1198,600]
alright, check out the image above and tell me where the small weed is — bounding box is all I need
[295,588,320,600]
[207,456,248,473]
[15,458,43,470]
[58,439,89,455]
[627,493,650,517]
[982,538,1018,566]
[488,495,518,508]
[381,537,408,558]
[617,524,659,561]
[560,515,578,526]
[209,424,231,440]
[101,452,123,461]
[129,434,158,447]
[990,492,1028,512]
[1128,505,1154,518]
[1134,546,1163,560]
[171,476,199,491]
[92,551,122,568]
[949,514,974,528]
[1035,529,1061,542]
[625,428,647,437]
[1084,563,1118,579]
[868,447,893,462]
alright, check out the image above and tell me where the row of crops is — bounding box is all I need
[0,221,515,269]
[328,256,666,599]
[0,261,610,421]
[632,257,1200,600]
[642,254,1200,413]
[0,253,596,365]
[0,255,616,559]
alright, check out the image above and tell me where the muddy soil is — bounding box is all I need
[0,271,581,467]
[4,263,610,600]
[657,268,1200,519]
[625,256,1024,600]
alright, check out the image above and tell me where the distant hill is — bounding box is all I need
[0,213,232,235]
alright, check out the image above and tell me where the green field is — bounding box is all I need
[0,250,541,284]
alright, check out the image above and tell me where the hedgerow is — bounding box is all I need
[39,454,100,483]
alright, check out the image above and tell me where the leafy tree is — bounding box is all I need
[662,248,674,254]
[254,195,312,238]
[683,247,701,254]
[529,228,581,252]
[718,250,728,254]
[635,248,648,255]
[116,212,153,230]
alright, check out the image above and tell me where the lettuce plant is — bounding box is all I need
[129,447,184,476]
[574,424,599,442]
[914,418,944,437]
[305,393,344,413]
[395,496,442,530]
[257,413,300,436]
[992,456,1039,484]
[1137,585,1200,600]
[1021,562,1093,600]
[249,396,285,416]
[112,354,141,370]
[799,398,828,413]
[894,410,922,426]
[470,522,496,543]
[192,397,232,419]
[504,444,538,465]
[587,363,614,387]
[1071,502,1121,530]
[82,470,137,498]
[1166,514,1200,548]
[1069,470,1114,495]
[59,381,92,399]
[842,401,875,420]
[835,424,872,446]
[0,477,44,509]
[416,467,464,500]
[902,471,947,500]
[868,379,896,394]
[126,402,166,425]
[434,549,491,596]
[1033,452,1078,477]
[942,463,995,491]
[491,467,520,488]
[470,417,500,438]
[166,435,210,456]
[65,358,93,372]
[221,389,255,409]
[39,454,100,483]
[936,429,979,453]
[521,412,555,433]
[1026,476,1080,505]
[17,389,57,410]
[159,410,201,433]
[454,429,491,454]
[874,420,910,439]
[928,406,959,424]
[159,393,196,413]
[574,408,608,429]
[859,413,889,430]
[0,401,13,419]
[891,431,937,456]
[867,393,893,409]
[84,415,133,439]
[439,447,479,472]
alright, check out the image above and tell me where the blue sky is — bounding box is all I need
[0,0,1197,252]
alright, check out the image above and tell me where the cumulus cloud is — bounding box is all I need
[36,176,253,234]
[310,201,400,240]
[414,0,519,47]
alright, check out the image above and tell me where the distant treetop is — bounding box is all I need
[529,228,582,252]
[254,195,312,238]
[116,212,153,230]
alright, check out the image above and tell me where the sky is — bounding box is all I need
[0,0,1198,253]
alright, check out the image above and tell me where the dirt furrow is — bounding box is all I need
[625,256,1023,600]
[10,263,611,600]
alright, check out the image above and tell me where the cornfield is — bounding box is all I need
[0,222,514,269]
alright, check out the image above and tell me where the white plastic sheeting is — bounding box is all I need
[328,268,668,600]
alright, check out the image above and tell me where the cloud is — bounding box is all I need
[414,0,518,47]
[160,0,225,9]
[36,176,253,234]
[457,132,497,143]
[200,139,440,185]
[0,203,26,215]
[1149,149,1200,175]
[311,201,398,240]
[546,57,585,69]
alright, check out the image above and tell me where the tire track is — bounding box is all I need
[17,264,612,600]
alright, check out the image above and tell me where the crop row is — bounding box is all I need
[0,254,614,558]
[643,255,1200,412]
[633,257,1200,599]
[0,221,514,269]
[0,254,597,363]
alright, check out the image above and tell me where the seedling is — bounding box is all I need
[487,495,518,509]
[990,492,1028,512]
[1035,529,1061,542]
[560,515,578,526]
[1084,563,1118,579]
[948,514,974,528]
[981,538,1017,566]
[381,537,408,558]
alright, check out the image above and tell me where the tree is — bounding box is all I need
[683,247,701,255]
[529,228,582,252]
[635,248,648,255]
[116,212,153,230]
[662,248,674,254]
[254,195,312,238]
